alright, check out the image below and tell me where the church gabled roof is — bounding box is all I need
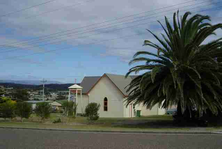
[80,76,100,94]
[105,73,133,96]
[80,73,137,96]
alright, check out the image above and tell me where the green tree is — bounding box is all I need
[15,102,32,122]
[85,103,100,121]
[0,97,16,119]
[0,87,5,97]
[126,11,222,123]
[35,102,51,121]
[62,101,77,117]
[12,89,30,102]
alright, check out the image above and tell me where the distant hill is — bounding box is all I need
[0,83,77,91]
[0,80,61,85]
[44,84,75,91]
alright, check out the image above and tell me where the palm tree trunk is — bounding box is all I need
[177,101,182,116]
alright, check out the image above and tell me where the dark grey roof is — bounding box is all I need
[105,73,133,96]
[80,76,100,94]
[80,74,138,96]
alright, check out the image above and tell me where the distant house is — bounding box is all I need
[50,101,62,110]
[68,73,166,118]
[25,101,50,110]
[26,101,60,110]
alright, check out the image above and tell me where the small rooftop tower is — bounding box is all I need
[68,84,83,113]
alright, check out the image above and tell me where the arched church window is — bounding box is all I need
[104,97,108,111]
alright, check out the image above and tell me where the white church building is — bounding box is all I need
[68,73,166,118]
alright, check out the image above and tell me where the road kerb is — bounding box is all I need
[0,126,221,135]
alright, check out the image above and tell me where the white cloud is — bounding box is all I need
[0,0,221,62]
[0,36,45,53]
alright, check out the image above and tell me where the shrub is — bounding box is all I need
[15,102,32,122]
[0,97,16,119]
[85,103,100,121]
[172,108,222,127]
[200,109,222,126]
[77,113,86,117]
[51,108,58,113]
[59,109,64,113]
[35,102,51,121]
[53,118,62,123]
[62,101,77,117]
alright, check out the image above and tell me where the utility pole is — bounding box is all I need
[41,79,47,101]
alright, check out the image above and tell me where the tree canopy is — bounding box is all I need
[12,89,30,102]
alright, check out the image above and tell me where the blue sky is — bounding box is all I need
[0,0,222,83]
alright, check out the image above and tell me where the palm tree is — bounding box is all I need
[126,11,222,119]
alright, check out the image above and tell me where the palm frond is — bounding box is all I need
[126,11,222,116]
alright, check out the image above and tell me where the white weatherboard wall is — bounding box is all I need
[141,105,158,116]
[76,95,89,114]
[123,104,130,117]
[123,101,134,118]
[123,98,131,117]
[141,104,166,116]
[88,76,125,118]
[124,103,143,118]
[158,107,166,115]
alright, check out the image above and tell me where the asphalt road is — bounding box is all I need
[0,129,221,149]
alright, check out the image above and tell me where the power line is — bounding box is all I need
[1,9,222,63]
[0,2,221,61]
[1,9,222,62]
[27,0,213,46]
[17,0,94,20]
[0,0,211,47]
[0,45,45,54]
[1,1,220,52]
[0,0,93,28]
[1,14,222,62]
[0,32,149,60]
[0,0,58,18]
[1,0,211,48]
[0,0,216,55]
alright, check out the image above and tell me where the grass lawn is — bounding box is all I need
[0,114,221,132]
